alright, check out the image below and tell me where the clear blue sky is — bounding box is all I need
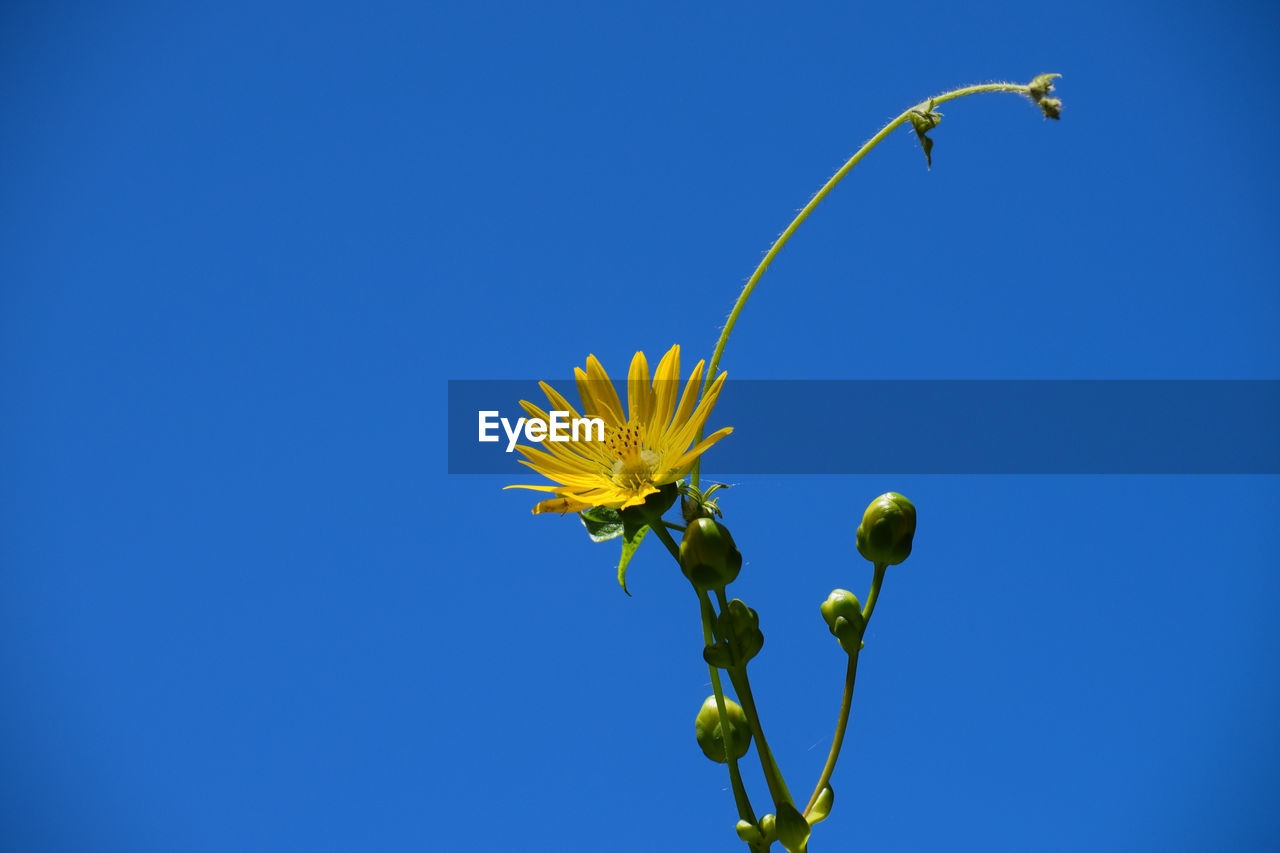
[3,2,1278,851]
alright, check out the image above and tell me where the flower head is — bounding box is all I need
[506,345,732,514]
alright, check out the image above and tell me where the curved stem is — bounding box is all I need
[862,563,887,624]
[692,80,1034,488]
[803,563,886,816]
[804,651,859,816]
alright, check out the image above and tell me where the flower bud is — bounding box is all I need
[694,695,751,764]
[1027,73,1063,120]
[680,517,742,590]
[820,589,865,654]
[855,492,916,566]
[1027,73,1060,101]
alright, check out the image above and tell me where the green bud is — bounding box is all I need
[774,802,811,853]
[680,517,742,590]
[820,589,865,654]
[758,814,776,842]
[1027,73,1063,120]
[855,492,916,566]
[694,695,752,764]
[908,101,943,169]
[680,482,726,522]
[704,598,764,668]
[1028,72,1060,101]
[735,820,763,844]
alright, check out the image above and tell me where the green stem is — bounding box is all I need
[699,594,760,832]
[652,521,760,840]
[726,665,793,809]
[711,587,794,811]
[803,651,858,816]
[803,563,887,816]
[862,563,887,624]
[650,520,682,562]
[692,80,1034,488]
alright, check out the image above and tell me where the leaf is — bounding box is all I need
[579,507,623,542]
[918,133,934,168]
[774,802,811,853]
[807,786,834,825]
[616,517,650,595]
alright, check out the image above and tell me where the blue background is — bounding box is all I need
[3,2,1277,851]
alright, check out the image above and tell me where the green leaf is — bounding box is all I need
[616,517,650,595]
[579,507,623,543]
[774,802,811,853]
[807,786,834,825]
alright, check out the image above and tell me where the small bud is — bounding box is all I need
[735,820,763,844]
[681,494,710,523]
[1027,73,1063,120]
[1027,73,1060,101]
[908,103,943,169]
[855,492,916,566]
[680,482,727,522]
[758,814,776,841]
[694,695,752,764]
[704,598,764,668]
[680,517,742,590]
[820,589,865,654]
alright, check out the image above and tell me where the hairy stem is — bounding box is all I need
[692,80,1034,488]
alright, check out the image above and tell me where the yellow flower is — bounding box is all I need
[505,345,733,514]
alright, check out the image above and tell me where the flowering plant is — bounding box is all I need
[505,74,1062,852]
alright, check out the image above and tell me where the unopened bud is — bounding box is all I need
[680,517,742,590]
[855,492,916,566]
[694,695,751,764]
[1027,73,1063,119]
[820,589,865,654]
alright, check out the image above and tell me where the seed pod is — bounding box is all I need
[855,492,916,566]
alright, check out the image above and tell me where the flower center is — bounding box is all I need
[607,421,659,489]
